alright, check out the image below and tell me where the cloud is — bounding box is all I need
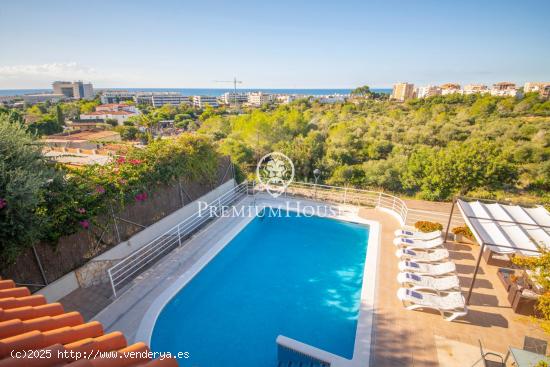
[0,62,97,80]
[0,62,150,88]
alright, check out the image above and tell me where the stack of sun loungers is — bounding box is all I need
[394,228,468,321]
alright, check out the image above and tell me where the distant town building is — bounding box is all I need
[440,83,462,95]
[391,83,415,101]
[22,93,65,104]
[542,85,550,100]
[463,84,489,95]
[0,95,18,104]
[193,95,219,108]
[42,131,126,167]
[80,103,139,125]
[135,92,189,107]
[41,130,121,150]
[275,94,298,104]
[100,90,135,104]
[95,103,138,113]
[80,110,137,125]
[220,92,248,105]
[490,82,517,97]
[524,82,550,94]
[316,95,347,104]
[416,85,442,98]
[52,81,94,100]
[248,92,273,106]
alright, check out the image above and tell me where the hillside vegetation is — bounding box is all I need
[198,93,550,204]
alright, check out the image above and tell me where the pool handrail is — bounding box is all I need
[107,181,249,297]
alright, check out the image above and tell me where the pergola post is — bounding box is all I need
[466,242,485,305]
[444,196,457,242]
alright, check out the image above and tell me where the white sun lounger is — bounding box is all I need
[397,272,461,292]
[395,248,449,263]
[398,260,456,276]
[394,229,442,240]
[393,237,444,250]
[397,288,467,321]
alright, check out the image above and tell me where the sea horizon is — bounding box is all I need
[0,87,392,97]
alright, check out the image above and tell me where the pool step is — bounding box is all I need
[278,362,329,367]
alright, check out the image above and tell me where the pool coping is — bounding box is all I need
[135,196,381,367]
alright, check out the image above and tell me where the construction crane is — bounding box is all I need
[214,77,243,107]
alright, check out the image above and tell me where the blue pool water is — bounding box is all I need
[151,211,369,366]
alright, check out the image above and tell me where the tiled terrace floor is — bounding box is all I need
[360,207,549,366]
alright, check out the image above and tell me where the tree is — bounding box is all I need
[351,85,372,98]
[105,118,118,127]
[0,115,58,261]
[56,105,64,126]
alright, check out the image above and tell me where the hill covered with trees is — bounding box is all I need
[198,92,550,204]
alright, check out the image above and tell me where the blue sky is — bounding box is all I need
[0,0,549,89]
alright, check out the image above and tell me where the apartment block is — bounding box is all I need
[440,83,462,96]
[221,92,248,105]
[416,85,442,98]
[52,81,94,99]
[22,93,65,104]
[490,82,517,97]
[391,83,415,101]
[134,92,189,107]
[100,90,136,104]
[248,92,273,106]
[193,95,219,108]
[524,82,550,94]
[463,84,489,95]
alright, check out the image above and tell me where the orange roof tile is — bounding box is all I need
[0,278,177,367]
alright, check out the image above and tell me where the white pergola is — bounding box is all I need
[444,197,550,305]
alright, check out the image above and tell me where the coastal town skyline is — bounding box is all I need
[1,0,549,89]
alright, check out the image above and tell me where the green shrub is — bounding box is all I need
[0,124,220,263]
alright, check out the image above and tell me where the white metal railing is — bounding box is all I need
[107,180,411,297]
[253,181,409,225]
[107,181,249,297]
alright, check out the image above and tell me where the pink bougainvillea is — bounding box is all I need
[95,185,106,194]
[129,159,143,165]
[0,198,7,209]
[77,208,86,214]
[79,220,90,229]
[135,192,148,202]
[116,157,126,164]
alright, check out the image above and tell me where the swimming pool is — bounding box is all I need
[150,210,370,366]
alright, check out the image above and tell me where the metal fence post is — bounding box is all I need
[110,203,122,244]
[32,245,48,285]
[108,268,117,298]
[343,187,348,205]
